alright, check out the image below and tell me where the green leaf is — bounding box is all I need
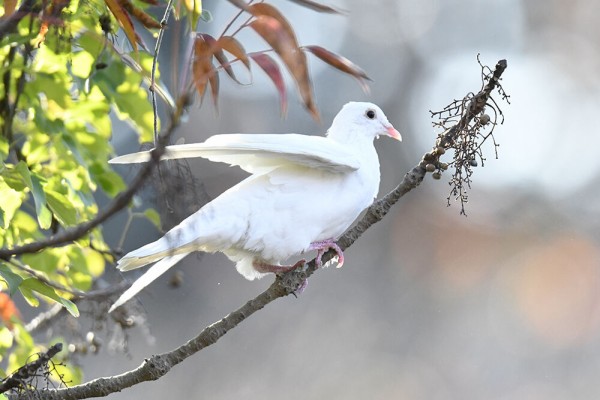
[0,178,24,229]
[200,9,212,22]
[0,263,23,296]
[184,0,203,28]
[33,109,65,135]
[0,137,8,161]
[45,190,77,226]
[10,211,42,241]
[76,31,104,57]
[19,279,79,317]
[84,249,106,277]
[92,60,155,142]
[143,208,162,230]
[22,250,61,275]
[0,327,13,349]
[29,73,71,109]
[15,162,52,229]
[59,133,86,166]
[89,164,126,197]
[18,284,39,307]
[1,167,27,191]
[69,271,92,291]
[31,174,52,229]
[71,50,95,79]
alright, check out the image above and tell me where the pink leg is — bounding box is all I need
[252,258,306,274]
[253,259,309,294]
[308,239,345,268]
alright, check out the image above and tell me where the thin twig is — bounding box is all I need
[9,260,87,297]
[24,303,64,334]
[18,59,508,400]
[219,2,250,38]
[228,13,254,38]
[0,343,63,394]
[151,0,176,144]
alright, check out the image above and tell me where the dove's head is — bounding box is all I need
[327,102,402,143]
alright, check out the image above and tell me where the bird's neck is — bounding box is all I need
[328,123,368,142]
[328,132,379,174]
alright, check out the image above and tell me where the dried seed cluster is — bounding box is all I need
[423,56,510,215]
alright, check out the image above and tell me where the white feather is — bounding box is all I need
[109,254,188,313]
[110,134,360,174]
[109,102,401,311]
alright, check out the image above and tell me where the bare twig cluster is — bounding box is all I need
[0,343,65,396]
[425,56,509,214]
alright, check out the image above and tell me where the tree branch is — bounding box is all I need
[18,59,507,400]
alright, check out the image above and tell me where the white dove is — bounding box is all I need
[109,102,401,312]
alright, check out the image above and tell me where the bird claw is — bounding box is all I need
[295,278,308,294]
[309,239,344,269]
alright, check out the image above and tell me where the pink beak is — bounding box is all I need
[386,125,402,141]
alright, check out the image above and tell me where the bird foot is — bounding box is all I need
[253,259,308,294]
[308,239,345,268]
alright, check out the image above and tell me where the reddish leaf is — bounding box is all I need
[304,45,371,93]
[192,34,221,106]
[218,36,251,71]
[249,3,318,119]
[198,34,221,106]
[118,0,161,29]
[198,33,239,84]
[105,0,138,52]
[0,292,20,329]
[250,53,287,116]
[198,33,218,50]
[249,3,300,48]
[286,0,340,14]
[192,35,215,98]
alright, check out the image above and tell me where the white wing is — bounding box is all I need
[109,134,360,173]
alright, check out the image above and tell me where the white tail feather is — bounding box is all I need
[109,254,189,313]
[117,221,205,271]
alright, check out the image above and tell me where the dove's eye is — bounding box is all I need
[366,109,376,119]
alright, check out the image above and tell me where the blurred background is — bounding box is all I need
[94,0,600,398]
